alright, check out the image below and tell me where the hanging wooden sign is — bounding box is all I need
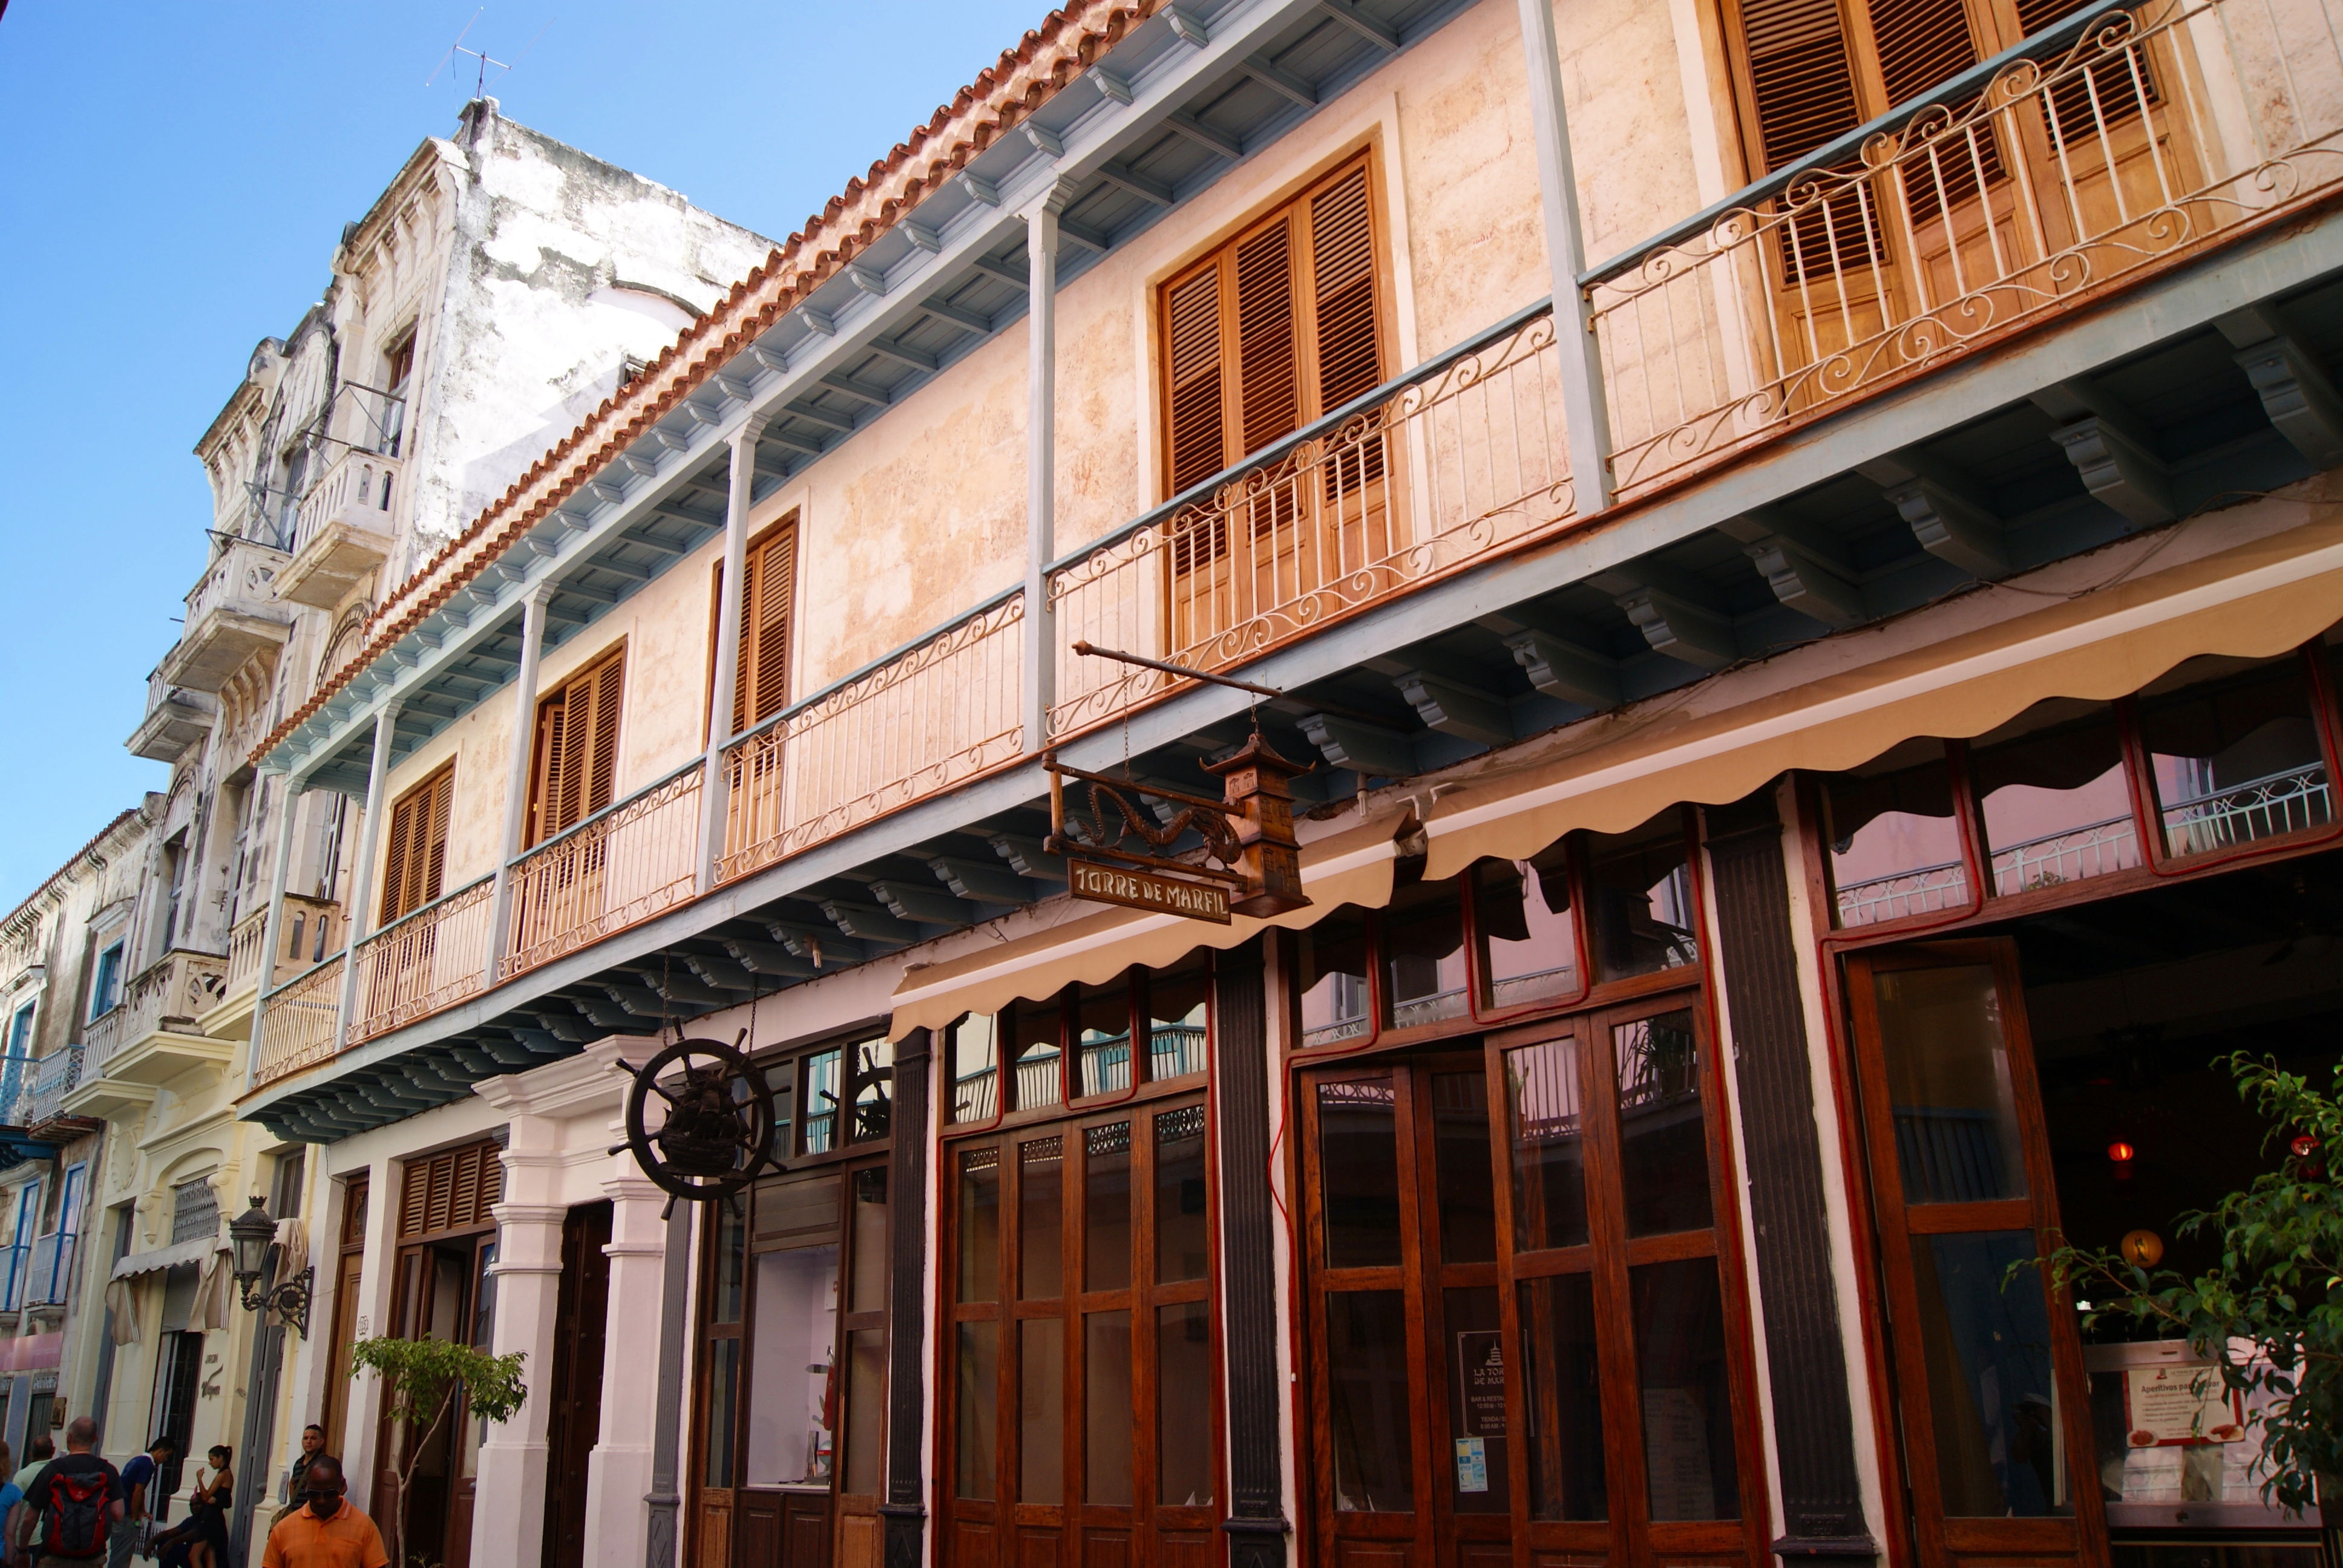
[1066,858,1233,923]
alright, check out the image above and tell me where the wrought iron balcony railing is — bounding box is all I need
[251,0,2343,1094]
[24,1044,85,1129]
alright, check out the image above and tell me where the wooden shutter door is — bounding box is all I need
[733,524,797,736]
[530,647,626,846]
[1301,162,1390,573]
[378,763,454,924]
[421,768,453,906]
[379,789,416,926]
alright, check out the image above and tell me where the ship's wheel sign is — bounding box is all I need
[620,1036,781,1202]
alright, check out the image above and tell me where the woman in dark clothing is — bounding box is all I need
[185,1445,231,1568]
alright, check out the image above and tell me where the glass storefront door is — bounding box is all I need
[1300,998,1763,1567]
[1843,939,2108,1568]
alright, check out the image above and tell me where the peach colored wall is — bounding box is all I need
[373,0,1731,848]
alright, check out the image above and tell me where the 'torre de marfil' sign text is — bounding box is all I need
[1067,858,1233,924]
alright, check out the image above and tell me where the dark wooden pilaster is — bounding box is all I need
[1213,942,1290,1568]
[1702,794,1878,1561]
[883,1028,934,1568]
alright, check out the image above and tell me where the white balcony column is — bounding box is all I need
[1516,0,1614,512]
[243,774,307,1091]
[473,1124,568,1568]
[332,699,404,1051]
[697,414,770,895]
[1023,185,1075,754]
[585,1161,678,1568]
[487,584,557,982]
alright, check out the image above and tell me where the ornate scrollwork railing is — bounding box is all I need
[1587,0,2343,494]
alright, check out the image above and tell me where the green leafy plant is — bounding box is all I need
[2032,1050,2343,1512]
[347,1337,526,1568]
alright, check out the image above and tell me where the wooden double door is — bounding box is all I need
[1844,941,2108,1567]
[1299,990,1766,1568]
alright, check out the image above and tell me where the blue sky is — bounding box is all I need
[0,0,1045,909]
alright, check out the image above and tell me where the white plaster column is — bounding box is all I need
[332,701,402,1050]
[1022,188,1074,754]
[244,776,307,1091]
[487,584,556,981]
[698,416,770,893]
[1515,0,1614,513]
[471,1120,568,1568]
[583,1164,675,1568]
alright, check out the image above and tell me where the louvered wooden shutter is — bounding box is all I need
[379,763,454,924]
[1869,0,1995,212]
[529,646,625,845]
[2011,0,2149,140]
[733,521,797,734]
[396,1142,503,1242]
[1738,0,1865,172]
[1160,157,1385,503]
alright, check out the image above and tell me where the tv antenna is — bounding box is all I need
[427,10,549,98]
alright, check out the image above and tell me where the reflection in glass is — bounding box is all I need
[1084,1124,1132,1292]
[1432,1073,1496,1264]
[1969,699,2138,895]
[1910,1232,2069,1517]
[713,1197,747,1322]
[1155,1106,1209,1284]
[1873,965,2027,1203]
[1149,963,1211,1080]
[1518,1272,1605,1520]
[1020,1138,1064,1299]
[2138,653,2332,858]
[1317,1079,1403,1269]
[747,1246,839,1485]
[1327,1290,1414,1513]
[1475,848,1578,1010]
[1507,1039,1590,1252]
[949,1014,1000,1124]
[1823,739,1968,927]
[1158,1301,1215,1506]
[1631,1258,1739,1521]
[1384,878,1469,1030]
[1085,1310,1135,1504]
[1444,1286,1509,1514]
[1078,981,1134,1097]
[955,1321,998,1498]
[842,1326,886,1495]
[1020,1318,1066,1504]
[702,1336,739,1487]
[804,1048,843,1153]
[848,1168,888,1314]
[1614,1011,1711,1237]
[957,1148,1001,1302]
[1297,907,1372,1047]
[849,1034,893,1141]
[1013,1001,1064,1111]
[1585,812,1700,979]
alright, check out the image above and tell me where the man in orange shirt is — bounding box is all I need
[258,1459,385,1568]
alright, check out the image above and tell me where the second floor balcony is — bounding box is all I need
[79,949,231,1093]
[126,665,216,765]
[243,0,2343,1134]
[23,1044,92,1139]
[160,536,293,694]
[277,446,401,609]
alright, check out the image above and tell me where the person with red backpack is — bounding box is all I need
[15,1418,120,1568]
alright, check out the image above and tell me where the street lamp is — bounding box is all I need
[228,1197,312,1339]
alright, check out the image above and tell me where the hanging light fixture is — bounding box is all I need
[227,1197,312,1339]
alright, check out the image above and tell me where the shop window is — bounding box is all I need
[1507,1038,1591,1252]
[1012,999,1064,1112]
[802,1048,842,1154]
[1585,811,1701,979]
[948,1013,999,1125]
[1474,844,1579,1011]
[1146,961,1211,1080]
[1518,1270,1606,1520]
[846,1034,893,1143]
[1076,981,1135,1097]
[1614,1010,1711,1237]
[2135,652,2333,858]
[1870,962,2028,1203]
[1968,698,2138,894]
[1629,1257,1740,1521]
[1821,737,1968,927]
[1383,877,1468,1031]
[945,1097,1216,1557]
[1296,906,1372,1047]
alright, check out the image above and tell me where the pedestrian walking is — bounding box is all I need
[258,1458,383,1568]
[16,1419,121,1568]
[108,1440,173,1568]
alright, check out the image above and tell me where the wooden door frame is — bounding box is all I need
[1840,938,2109,1566]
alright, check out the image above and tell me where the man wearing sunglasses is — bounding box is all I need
[257,1459,383,1568]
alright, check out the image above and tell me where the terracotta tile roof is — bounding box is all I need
[251,0,1168,774]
